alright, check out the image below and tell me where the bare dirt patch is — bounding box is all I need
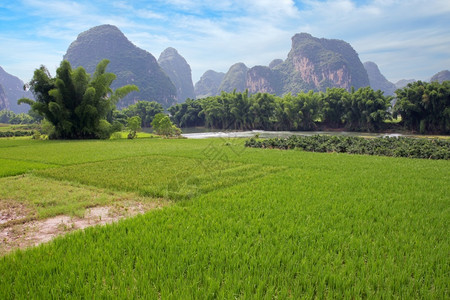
[0,200,165,256]
[0,201,34,226]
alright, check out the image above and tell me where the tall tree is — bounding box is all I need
[343,87,391,131]
[122,101,163,127]
[394,81,450,134]
[18,60,138,139]
[320,88,349,128]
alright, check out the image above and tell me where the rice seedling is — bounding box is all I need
[0,158,54,177]
[0,137,448,298]
[35,155,284,200]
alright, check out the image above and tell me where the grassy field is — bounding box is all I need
[0,137,449,298]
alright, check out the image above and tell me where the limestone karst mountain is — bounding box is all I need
[246,66,282,95]
[395,79,416,89]
[218,63,249,93]
[0,84,9,111]
[268,59,283,69]
[210,33,370,97]
[363,61,397,95]
[430,70,450,83]
[274,33,369,94]
[63,24,176,108]
[194,70,225,98]
[0,66,33,113]
[158,47,195,103]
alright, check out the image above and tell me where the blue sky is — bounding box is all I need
[0,0,449,84]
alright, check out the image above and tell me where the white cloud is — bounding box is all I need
[0,36,63,81]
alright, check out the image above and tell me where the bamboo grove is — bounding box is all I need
[169,81,450,134]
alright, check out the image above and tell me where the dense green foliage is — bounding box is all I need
[0,110,39,124]
[18,60,138,139]
[246,135,450,160]
[0,138,448,298]
[151,113,181,137]
[170,87,392,131]
[119,100,163,127]
[126,116,142,139]
[0,124,41,138]
[0,130,33,138]
[394,80,450,134]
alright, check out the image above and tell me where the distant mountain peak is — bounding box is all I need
[430,70,450,83]
[0,84,9,111]
[194,70,225,98]
[158,47,195,102]
[363,61,396,95]
[64,24,176,108]
[0,66,33,113]
[196,33,370,98]
[218,63,248,93]
[269,59,283,69]
[395,79,416,89]
[160,47,178,55]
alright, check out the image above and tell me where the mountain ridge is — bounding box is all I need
[158,47,195,103]
[363,61,397,95]
[0,66,33,113]
[63,24,177,108]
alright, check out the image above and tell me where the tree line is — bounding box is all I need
[169,87,392,132]
[169,81,449,134]
[0,110,40,124]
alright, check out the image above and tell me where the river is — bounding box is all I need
[180,129,404,139]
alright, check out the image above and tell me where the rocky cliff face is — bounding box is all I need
[0,66,33,113]
[0,84,9,111]
[64,24,176,108]
[276,33,369,94]
[246,66,282,95]
[194,70,225,98]
[430,70,450,83]
[269,59,283,69]
[218,63,248,93]
[363,61,397,95]
[213,33,370,97]
[158,47,195,102]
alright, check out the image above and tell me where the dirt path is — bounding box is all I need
[0,201,164,256]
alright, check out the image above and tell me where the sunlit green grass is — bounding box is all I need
[110,131,160,139]
[0,175,145,225]
[0,158,55,177]
[0,137,448,298]
[36,155,284,199]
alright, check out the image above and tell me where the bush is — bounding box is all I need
[245,135,450,160]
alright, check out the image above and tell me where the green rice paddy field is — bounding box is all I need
[0,137,449,298]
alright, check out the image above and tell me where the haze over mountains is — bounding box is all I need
[363,62,397,96]
[158,47,195,103]
[0,66,34,113]
[0,85,8,111]
[0,24,448,113]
